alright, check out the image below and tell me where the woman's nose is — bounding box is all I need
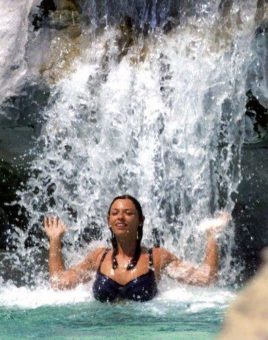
[117,211,124,219]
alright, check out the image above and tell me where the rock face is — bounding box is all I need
[233,139,268,280]
[232,93,268,280]
[0,160,29,249]
[0,82,50,248]
[0,82,50,166]
[30,0,83,84]
[0,1,82,245]
[0,0,35,101]
[219,250,268,339]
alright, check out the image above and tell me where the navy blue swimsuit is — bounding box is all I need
[93,249,157,302]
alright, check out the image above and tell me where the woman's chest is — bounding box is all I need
[100,253,152,285]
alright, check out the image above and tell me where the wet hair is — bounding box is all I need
[108,195,144,271]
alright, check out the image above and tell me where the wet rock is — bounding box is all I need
[0,2,34,102]
[232,136,268,281]
[38,30,82,83]
[0,79,50,249]
[80,0,181,30]
[47,9,80,30]
[0,160,29,249]
[254,0,268,26]
[231,89,268,281]
[46,0,81,30]
[231,18,268,281]
[245,90,268,143]
[0,82,47,249]
[0,207,8,249]
[0,82,50,166]
[32,0,57,30]
[32,0,81,30]
[29,0,83,84]
[219,249,268,339]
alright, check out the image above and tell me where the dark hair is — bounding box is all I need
[108,195,144,271]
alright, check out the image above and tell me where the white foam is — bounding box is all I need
[0,279,234,311]
[157,284,234,309]
[0,282,93,309]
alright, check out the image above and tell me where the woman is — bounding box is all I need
[44,194,230,302]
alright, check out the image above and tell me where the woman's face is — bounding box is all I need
[108,199,142,238]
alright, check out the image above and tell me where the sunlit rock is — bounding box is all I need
[30,0,83,84]
[39,30,82,84]
[0,1,35,101]
[219,249,268,339]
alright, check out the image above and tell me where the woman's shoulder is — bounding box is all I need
[141,246,172,257]
[151,247,180,266]
[90,247,109,260]
[82,247,109,267]
[151,246,172,256]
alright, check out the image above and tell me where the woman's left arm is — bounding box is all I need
[158,212,231,286]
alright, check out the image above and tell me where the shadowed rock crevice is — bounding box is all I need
[32,0,56,31]
[233,90,268,280]
[0,160,29,250]
[32,0,81,31]
[0,82,51,249]
[0,82,50,166]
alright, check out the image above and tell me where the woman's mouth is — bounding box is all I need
[115,222,127,229]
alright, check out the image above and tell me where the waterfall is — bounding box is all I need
[0,0,261,287]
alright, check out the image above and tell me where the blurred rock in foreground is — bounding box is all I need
[219,248,268,339]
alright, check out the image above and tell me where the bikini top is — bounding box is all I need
[93,248,157,302]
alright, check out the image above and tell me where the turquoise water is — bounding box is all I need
[0,283,232,339]
[0,302,223,339]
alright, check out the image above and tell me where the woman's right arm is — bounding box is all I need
[44,216,104,290]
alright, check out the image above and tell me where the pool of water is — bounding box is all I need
[0,282,234,339]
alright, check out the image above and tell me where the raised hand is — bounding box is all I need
[197,211,232,235]
[44,216,67,241]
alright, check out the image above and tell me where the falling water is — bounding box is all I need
[0,0,261,292]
